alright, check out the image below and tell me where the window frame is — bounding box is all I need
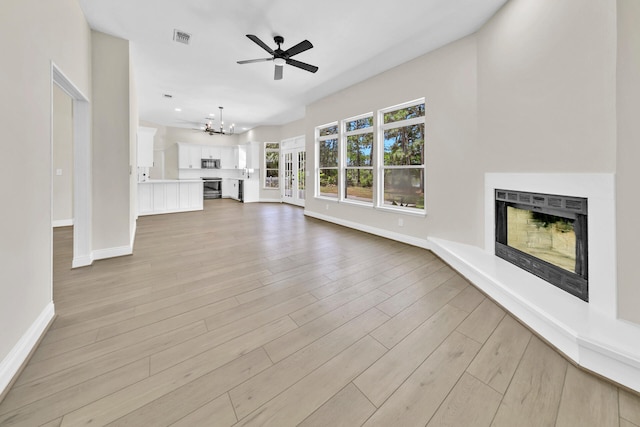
[263,141,280,190]
[315,122,340,200]
[376,98,426,215]
[341,112,374,207]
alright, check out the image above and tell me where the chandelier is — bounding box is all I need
[204,106,234,135]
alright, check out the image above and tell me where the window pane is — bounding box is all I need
[383,124,424,166]
[265,169,279,188]
[345,116,373,132]
[319,138,338,167]
[265,151,279,169]
[319,169,338,198]
[383,103,425,124]
[319,125,338,136]
[265,142,279,149]
[383,168,424,209]
[345,169,373,203]
[346,133,373,167]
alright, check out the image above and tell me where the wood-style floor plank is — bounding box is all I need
[0,200,634,426]
[490,335,568,427]
[362,331,481,426]
[466,315,532,394]
[555,364,619,427]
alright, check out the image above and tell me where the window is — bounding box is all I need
[314,99,425,213]
[379,100,425,211]
[343,114,373,204]
[264,142,279,188]
[317,123,339,199]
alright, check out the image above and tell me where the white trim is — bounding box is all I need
[130,219,137,250]
[0,302,55,396]
[303,210,433,251]
[51,62,92,270]
[52,219,74,228]
[138,206,203,216]
[92,245,132,261]
[259,198,283,203]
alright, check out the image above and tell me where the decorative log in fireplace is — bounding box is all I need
[495,189,588,302]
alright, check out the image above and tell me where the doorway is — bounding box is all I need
[281,136,305,207]
[51,63,91,269]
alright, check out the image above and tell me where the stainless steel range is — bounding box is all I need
[202,177,222,199]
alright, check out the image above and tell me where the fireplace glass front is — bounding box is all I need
[495,190,588,302]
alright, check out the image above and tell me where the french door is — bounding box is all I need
[282,147,306,207]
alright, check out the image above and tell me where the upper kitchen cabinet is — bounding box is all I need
[137,127,157,167]
[234,145,247,169]
[178,143,202,169]
[220,146,234,169]
[246,141,260,170]
[201,146,221,159]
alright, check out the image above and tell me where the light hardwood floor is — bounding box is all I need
[1,199,639,426]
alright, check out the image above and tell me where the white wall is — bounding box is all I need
[0,0,91,388]
[91,31,133,254]
[615,0,640,323]
[53,84,74,225]
[305,34,478,244]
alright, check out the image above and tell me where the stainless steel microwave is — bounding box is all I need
[201,158,220,169]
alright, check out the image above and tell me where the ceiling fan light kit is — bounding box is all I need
[237,34,319,80]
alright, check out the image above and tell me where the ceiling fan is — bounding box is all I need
[237,34,318,80]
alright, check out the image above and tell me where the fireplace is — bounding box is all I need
[495,189,588,301]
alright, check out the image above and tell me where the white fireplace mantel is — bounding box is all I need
[429,173,640,392]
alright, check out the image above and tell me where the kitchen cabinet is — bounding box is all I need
[138,180,203,215]
[137,127,156,167]
[234,146,247,169]
[201,146,221,159]
[220,146,234,169]
[178,143,202,169]
[243,179,259,203]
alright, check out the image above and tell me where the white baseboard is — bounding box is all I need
[52,219,74,228]
[92,245,132,261]
[72,254,93,268]
[259,198,283,203]
[0,302,55,396]
[303,210,433,251]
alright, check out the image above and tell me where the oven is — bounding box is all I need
[202,177,222,199]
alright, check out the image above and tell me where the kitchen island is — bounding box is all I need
[138,179,203,216]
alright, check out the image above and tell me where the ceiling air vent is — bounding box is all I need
[173,30,191,45]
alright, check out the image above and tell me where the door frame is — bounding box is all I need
[51,63,92,269]
[281,136,305,207]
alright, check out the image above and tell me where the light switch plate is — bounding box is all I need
[56,169,63,176]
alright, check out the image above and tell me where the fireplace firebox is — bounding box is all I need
[495,189,588,302]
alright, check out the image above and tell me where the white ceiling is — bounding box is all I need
[78,0,507,133]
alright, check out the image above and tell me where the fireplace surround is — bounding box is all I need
[427,173,640,392]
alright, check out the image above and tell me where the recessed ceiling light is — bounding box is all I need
[174,108,182,112]
[209,113,215,117]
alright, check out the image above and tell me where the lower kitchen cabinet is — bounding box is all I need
[138,180,203,216]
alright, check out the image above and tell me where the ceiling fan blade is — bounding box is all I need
[237,58,273,64]
[274,65,283,80]
[284,40,313,57]
[246,34,274,55]
[286,58,319,73]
